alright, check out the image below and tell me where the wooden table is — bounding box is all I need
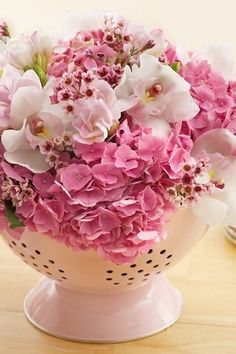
[0,227,236,354]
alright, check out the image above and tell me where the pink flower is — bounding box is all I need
[138,186,159,215]
[137,134,166,161]
[32,172,54,195]
[74,142,106,163]
[91,78,121,119]
[32,198,64,234]
[73,98,118,144]
[114,145,139,170]
[98,207,121,232]
[214,96,234,114]
[92,162,125,189]
[101,143,117,163]
[75,209,106,241]
[113,198,141,216]
[1,161,24,181]
[16,198,37,218]
[69,185,105,207]
[47,47,74,78]
[60,164,92,192]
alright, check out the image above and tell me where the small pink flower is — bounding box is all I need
[113,198,141,216]
[74,142,106,163]
[16,198,37,218]
[33,199,63,234]
[101,143,117,163]
[139,186,159,213]
[137,134,166,161]
[214,96,235,114]
[70,185,105,207]
[114,145,139,170]
[47,47,74,78]
[32,172,54,195]
[92,163,125,188]
[60,164,92,192]
[98,207,120,232]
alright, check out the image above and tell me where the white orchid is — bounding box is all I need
[115,53,199,137]
[123,21,166,57]
[1,69,63,172]
[6,31,54,71]
[64,10,108,39]
[191,129,236,226]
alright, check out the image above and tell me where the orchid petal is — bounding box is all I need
[4,150,49,173]
[10,86,45,129]
[192,195,227,226]
[192,128,236,158]
[1,120,29,152]
[63,10,104,39]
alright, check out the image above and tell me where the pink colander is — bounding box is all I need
[1,207,207,342]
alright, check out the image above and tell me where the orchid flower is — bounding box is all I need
[1,69,63,172]
[115,53,199,137]
[191,128,236,226]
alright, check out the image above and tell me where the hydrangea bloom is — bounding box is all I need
[0,12,236,264]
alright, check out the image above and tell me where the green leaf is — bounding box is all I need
[171,61,180,73]
[4,200,24,229]
[33,64,47,87]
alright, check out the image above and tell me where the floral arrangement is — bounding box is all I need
[0,12,236,264]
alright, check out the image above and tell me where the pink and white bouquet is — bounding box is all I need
[0,12,236,264]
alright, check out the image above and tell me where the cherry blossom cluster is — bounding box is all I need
[0,12,236,263]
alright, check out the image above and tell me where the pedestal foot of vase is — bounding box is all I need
[24,274,183,343]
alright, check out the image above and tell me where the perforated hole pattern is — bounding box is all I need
[8,241,172,287]
[9,240,67,282]
[104,248,172,286]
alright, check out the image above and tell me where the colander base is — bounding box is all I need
[24,274,183,343]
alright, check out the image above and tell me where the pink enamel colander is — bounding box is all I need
[1,207,207,342]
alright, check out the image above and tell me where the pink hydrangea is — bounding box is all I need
[179,59,236,140]
[47,47,74,77]
[1,12,236,264]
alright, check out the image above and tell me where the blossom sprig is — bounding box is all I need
[0,11,236,263]
[167,159,217,206]
[0,21,10,41]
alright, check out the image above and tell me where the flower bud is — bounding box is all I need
[6,34,34,69]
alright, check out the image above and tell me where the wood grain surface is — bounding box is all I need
[0,227,236,354]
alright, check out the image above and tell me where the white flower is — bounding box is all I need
[6,34,34,69]
[6,32,54,70]
[31,31,54,57]
[123,21,166,58]
[115,53,199,137]
[191,129,236,226]
[64,10,106,39]
[1,70,63,172]
[147,29,166,57]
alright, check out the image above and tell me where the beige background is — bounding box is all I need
[0,0,235,55]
